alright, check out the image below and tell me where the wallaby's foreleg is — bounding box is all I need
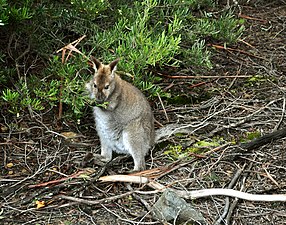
[91,140,112,165]
[99,143,112,162]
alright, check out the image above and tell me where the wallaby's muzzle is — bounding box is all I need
[95,93,106,104]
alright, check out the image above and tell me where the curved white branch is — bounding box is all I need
[99,175,286,202]
[180,188,286,202]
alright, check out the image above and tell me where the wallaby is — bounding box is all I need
[85,57,155,171]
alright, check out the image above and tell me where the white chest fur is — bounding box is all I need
[93,107,128,154]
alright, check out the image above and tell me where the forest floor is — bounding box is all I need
[1,1,286,224]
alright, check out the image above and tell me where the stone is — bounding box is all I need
[151,189,206,224]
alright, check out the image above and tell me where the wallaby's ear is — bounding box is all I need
[109,58,120,72]
[90,56,102,72]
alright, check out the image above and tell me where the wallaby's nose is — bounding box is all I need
[96,99,104,104]
[96,92,105,103]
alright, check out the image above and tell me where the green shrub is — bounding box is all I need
[0,0,33,25]
[0,0,245,120]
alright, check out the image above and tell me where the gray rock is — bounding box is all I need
[151,189,206,224]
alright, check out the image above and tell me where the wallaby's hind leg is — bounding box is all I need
[122,128,149,171]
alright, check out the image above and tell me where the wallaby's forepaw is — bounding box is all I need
[81,153,110,167]
[93,154,110,166]
[81,152,95,167]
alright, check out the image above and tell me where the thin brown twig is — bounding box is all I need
[210,44,266,60]
[214,166,245,225]
[157,72,253,79]
[238,13,268,23]
[56,35,88,119]
[57,189,138,206]
[226,156,256,224]
[156,92,169,122]
[238,38,256,49]
[189,81,208,89]
[262,166,280,188]
[28,168,95,188]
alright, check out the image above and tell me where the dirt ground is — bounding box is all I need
[1,1,286,224]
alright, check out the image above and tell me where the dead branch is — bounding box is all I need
[56,35,88,119]
[226,157,255,224]
[210,44,266,60]
[214,167,244,225]
[98,175,286,202]
[58,190,137,206]
[157,72,252,79]
[238,14,268,23]
[99,175,149,184]
[179,188,286,202]
[28,168,95,188]
[240,127,286,150]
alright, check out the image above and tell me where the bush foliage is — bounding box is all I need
[0,0,244,119]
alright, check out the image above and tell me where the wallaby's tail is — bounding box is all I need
[155,124,195,143]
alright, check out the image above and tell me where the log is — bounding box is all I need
[240,127,286,150]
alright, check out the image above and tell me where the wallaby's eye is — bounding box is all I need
[93,83,97,88]
[104,85,110,89]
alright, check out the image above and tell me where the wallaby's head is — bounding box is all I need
[88,57,120,104]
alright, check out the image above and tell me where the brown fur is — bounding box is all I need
[86,57,155,171]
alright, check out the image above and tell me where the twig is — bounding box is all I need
[240,126,286,150]
[98,176,286,202]
[189,81,208,89]
[225,156,255,224]
[58,190,137,205]
[28,168,95,188]
[263,166,280,188]
[56,35,88,119]
[238,38,256,49]
[238,14,268,23]
[156,92,169,122]
[125,184,153,214]
[173,187,286,202]
[100,203,158,225]
[157,72,252,79]
[214,166,244,225]
[56,35,87,55]
[210,44,266,60]
[99,175,149,184]
[274,96,286,131]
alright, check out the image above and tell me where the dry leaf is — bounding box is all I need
[35,200,45,209]
[61,131,78,139]
[6,162,13,168]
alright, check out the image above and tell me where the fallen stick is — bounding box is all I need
[98,176,286,202]
[56,35,89,119]
[238,14,268,23]
[210,44,265,60]
[240,127,286,150]
[99,175,149,184]
[28,168,95,188]
[157,72,252,79]
[58,190,137,206]
[179,188,286,202]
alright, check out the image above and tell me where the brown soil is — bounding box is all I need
[1,1,286,224]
